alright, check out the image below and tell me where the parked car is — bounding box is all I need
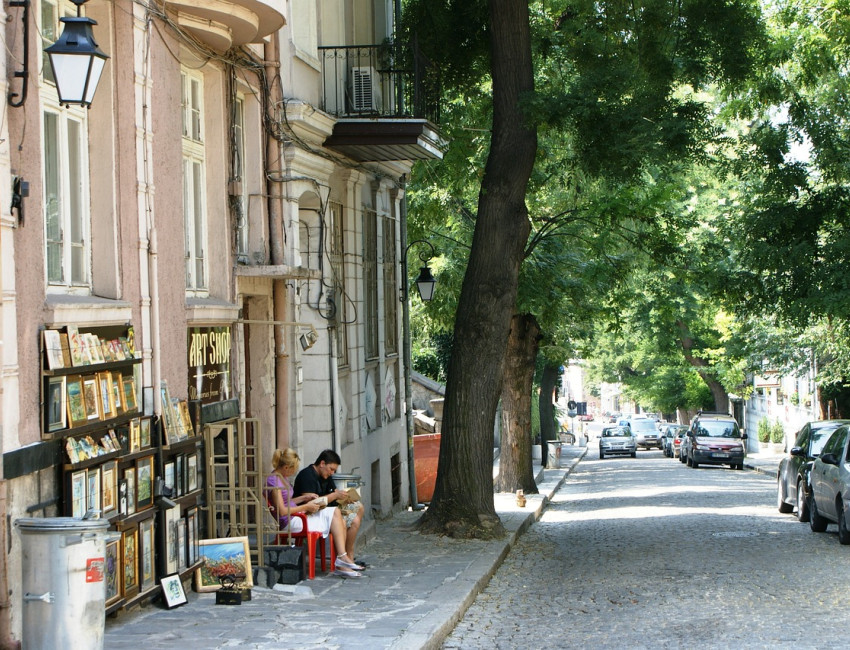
[629,417,663,450]
[777,420,850,522]
[662,425,688,458]
[685,412,747,469]
[808,424,850,542]
[599,426,637,459]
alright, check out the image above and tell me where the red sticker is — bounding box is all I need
[86,557,105,583]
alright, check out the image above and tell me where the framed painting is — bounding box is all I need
[175,454,184,497]
[66,375,87,428]
[43,329,64,370]
[135,455,154,510]
[82,376,100,421]
[163,461,175,495]
[195,537,253,592]
[129,418,140,453]
[86,467,100,516]
[67,325,85,367]
[111,371,124,415]
[139,517,155,592]
[97,372,116,419]
[139,417,151,449]
[65,438,80,465]
[101,460,117,516]
[47,376,67,432]
[178,400,195,438]
[124,467,136,516]
[177,518,187,571]
[160,574,187,609]
[160,382,180,444]
[105,537,122,607]
[70,469,86,518]
[122,377,138,414]
[121,527,139,598]
[118,478,128,516]
[165,506,181,575]
[186,507,198,565]
[187,453,198,493]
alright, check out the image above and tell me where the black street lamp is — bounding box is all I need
[402,240,437,302]
[44,0,108,108]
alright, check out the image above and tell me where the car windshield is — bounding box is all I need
[630,419,658,433]
[695,420,740,438]
[602,427,629,437]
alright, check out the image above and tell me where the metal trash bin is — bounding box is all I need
[15,517,111,650]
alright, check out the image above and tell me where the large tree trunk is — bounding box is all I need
[418,0,537,539]
[539,360,560,466]
[676,320,730,412]
[494,314,540,494]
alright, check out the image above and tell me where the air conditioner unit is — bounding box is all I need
[350,66,382,113]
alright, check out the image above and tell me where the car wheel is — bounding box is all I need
[631,451,636,458]
[796,481,810,523]
[599,450,604,459]
[777,480,793,514]
[839,501,850,545]
[692,460,699,469]
[809,495,828,533]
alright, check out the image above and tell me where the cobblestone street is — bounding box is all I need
[444,449,850,649]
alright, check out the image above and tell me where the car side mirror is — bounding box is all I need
[821,453,839,466]
[790,446,805,457]
[741,433,748,439]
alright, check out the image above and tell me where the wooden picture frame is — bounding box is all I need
[160,382,180,445]
[160,574,187,609]
[139,517,155,592]
[97,372,116,419]
[178,400,195,438]
[121,527,139,598]
[82,376,100,421]
[66,375,87,428]
[195,537,253,592]
[111,371,124,415]
[43,329,65,370]
[129,418,140,453]
[124,468,136,516]
[47,376,67,432]
[101,460,117,516]
[122,377,138,414]
[118,478,128,516]
[105,537,122,607]
[163,461,175,495]
[135,455,154,510]
[70,469,86,518]
[86,467,100,516]
[177,518,187,571]
[67,326,85,367]
[175,454,184,497]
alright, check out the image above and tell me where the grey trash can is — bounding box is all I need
[16,517,111,650]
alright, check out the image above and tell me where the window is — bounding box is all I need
[329,201,348,366]
[182,69,207,293]
[382,215,398,354]
[42,0,90,291]
[232,97,247,262]
[363,208,378,359]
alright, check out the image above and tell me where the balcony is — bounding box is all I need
[319,43,447,162]
[158,0,285,52]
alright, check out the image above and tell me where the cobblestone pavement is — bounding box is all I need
[443,448,850,649]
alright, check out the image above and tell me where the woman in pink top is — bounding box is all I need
[265,448,364,577]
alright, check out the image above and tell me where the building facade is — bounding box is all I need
[0,0,443,642]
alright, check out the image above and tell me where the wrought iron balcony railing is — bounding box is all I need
[318,41,441,124]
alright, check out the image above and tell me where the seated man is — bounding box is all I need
[293,449,365,563]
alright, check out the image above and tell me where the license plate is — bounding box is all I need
[712,452,730,458]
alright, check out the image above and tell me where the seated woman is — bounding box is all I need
[265,448,365,578]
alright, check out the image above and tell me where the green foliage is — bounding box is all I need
[757,418,771,443]
[771,420,785,444]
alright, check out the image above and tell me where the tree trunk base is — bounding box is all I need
[416,510,506,540]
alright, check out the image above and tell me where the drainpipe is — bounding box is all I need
[265,37,289,448]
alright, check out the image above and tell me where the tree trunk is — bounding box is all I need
[494,314,540,494]
[539,360,560,465]
[676,320,730,412]
[418,0,537,539]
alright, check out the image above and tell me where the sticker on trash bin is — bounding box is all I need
[86,557,105,583]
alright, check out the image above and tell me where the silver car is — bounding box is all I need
[599,426,637,459]
[808,424,850,543]
[629,417,662,450]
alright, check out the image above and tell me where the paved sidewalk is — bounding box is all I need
[743,449,783,479]
[104,445,588,650]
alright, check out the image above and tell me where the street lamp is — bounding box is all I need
[402,240,437,302]
[44,0,109,108]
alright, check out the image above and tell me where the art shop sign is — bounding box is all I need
[188,327,232,404]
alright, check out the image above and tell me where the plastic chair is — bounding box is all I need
[268,503,335,580]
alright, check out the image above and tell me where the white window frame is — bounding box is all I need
[41,0,92,293]
[182,69,208,294]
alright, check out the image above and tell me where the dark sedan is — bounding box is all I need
[777,419,850,522]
